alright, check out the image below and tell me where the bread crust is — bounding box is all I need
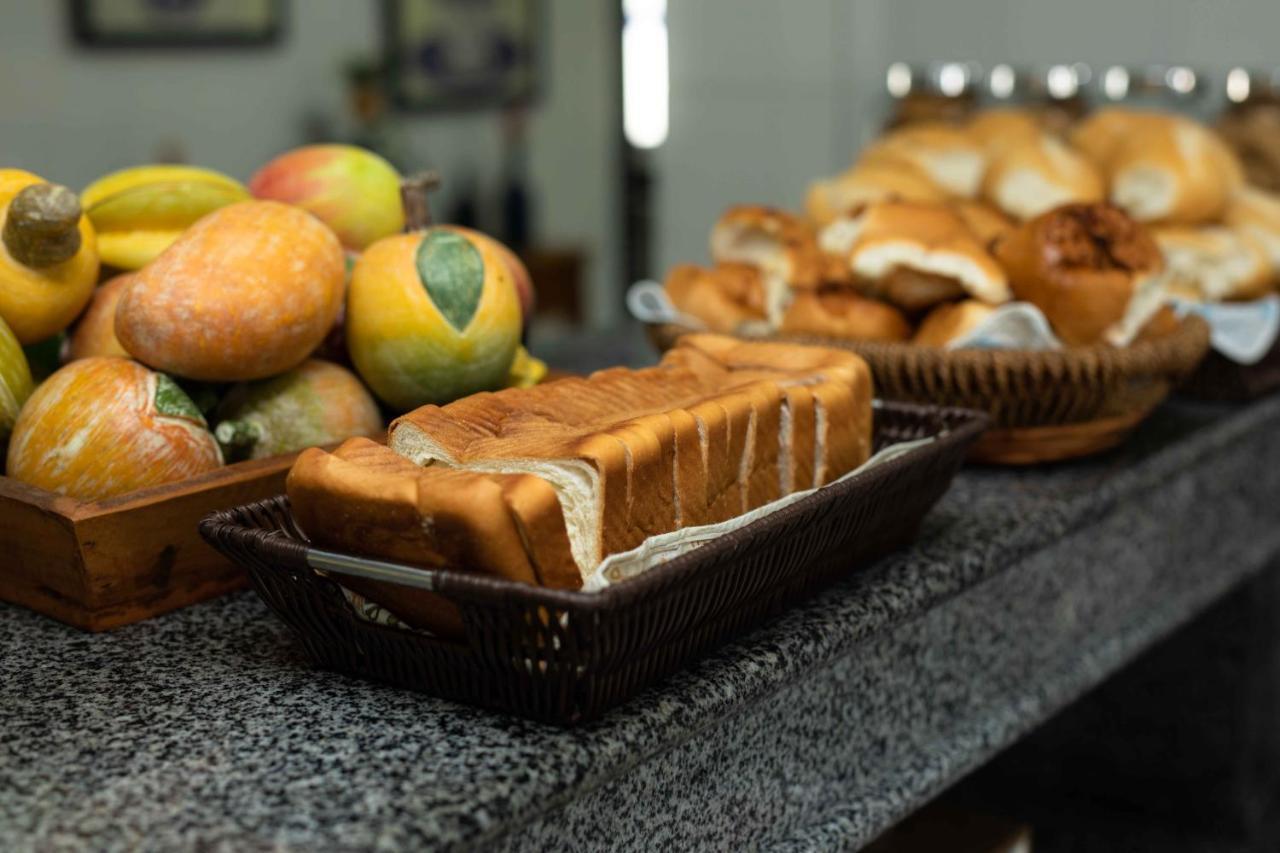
[913,300,997,347]
[994,202,1163,345]
[291,336,874,605]
[824,201,1011,310]
[779,287,912,342]
[663,262,767,333]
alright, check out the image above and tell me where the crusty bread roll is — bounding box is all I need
[368,335,873,577]
[1100,115,1244,225]
[912,300,996,347]
[1069,108,1168,168]
[820,201,1011,312]
[979,133,1105,221]
[951,201,1015,251]
[779,286,912,342]
[994,202,1165,346]
[858,122,987,198]
[663,262,767,333]
[1224,186,1280,280]
[1154,225,1273,302]
[710,205,824,322]
[805,161,947,227]
[966,109,1045,157]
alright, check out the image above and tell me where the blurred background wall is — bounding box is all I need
[5,0,1280,331]
[0,0,620,328]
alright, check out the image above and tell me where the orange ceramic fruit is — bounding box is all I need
[115,200,345,382]
[6,357,223,501]
[65,273,133,361]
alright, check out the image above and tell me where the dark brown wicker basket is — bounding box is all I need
[648,318,1210,464]
[199,402,987,725]
[1179,336,1280,402]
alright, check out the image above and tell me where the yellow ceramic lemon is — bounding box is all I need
[0,169,99,344]
[347,226,522,410]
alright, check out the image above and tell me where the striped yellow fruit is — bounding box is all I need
[82,165,249,270]
[346,226,522,410]
[0,314,34,443]
[6,357,222,500]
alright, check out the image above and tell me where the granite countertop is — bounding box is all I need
[3,395,1280,852]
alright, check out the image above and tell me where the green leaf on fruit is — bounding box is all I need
[416,230,484,332]
[153,373,207,425]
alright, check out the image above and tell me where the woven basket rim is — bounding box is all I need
[649,315,1211,380]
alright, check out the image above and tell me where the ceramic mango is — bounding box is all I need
[81,165,249,270]
[0,169,99,344]
[346,226,523,410]
[249,145,403,252]
[6,357,222,500]
[0,315,34,444]
[214,359,382,461]
[115,200,346,382]
[65,273,132,361]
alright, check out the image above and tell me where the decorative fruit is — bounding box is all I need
[65,273,133,361]
[214,359,382,461]
[506,345,547,388]
[81,165,249,270]
[6,357,222,500]
[249,144,403,252]
[346,176,522,410]
[444,225,535,321]
[0,315,34,444]
[0,169,99,344]
[115,200,346,382]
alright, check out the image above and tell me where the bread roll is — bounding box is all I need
[980,133,1105,221]
[820,201,1011,312]
[710,205,823,322]
[994,202,1164,345]
[805,161,947,227]
[1069,108,1168,167]
[1224,186,1280,280]
[1154,225,1273,302]
[967,109,1045,157]
[912,300,996,347]
[664,262,767,333]
[1105,115,1244,225]
[952,201,1015,251]
[779,286,912,342]
[858,122,986,198]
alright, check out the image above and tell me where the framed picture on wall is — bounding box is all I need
[382,0,542,111]
[70,0,285,48]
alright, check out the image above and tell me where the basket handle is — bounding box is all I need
[306,548,444,592]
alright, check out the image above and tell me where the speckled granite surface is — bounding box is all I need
[2,396,1280,852]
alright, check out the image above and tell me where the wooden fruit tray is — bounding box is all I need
[0,455,297,631]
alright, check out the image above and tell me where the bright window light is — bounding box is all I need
[623,0,669,149]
